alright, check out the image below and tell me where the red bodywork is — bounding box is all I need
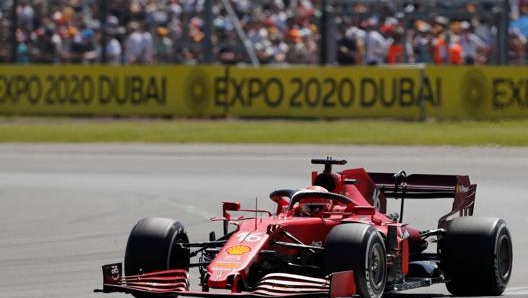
[97,162,476,298]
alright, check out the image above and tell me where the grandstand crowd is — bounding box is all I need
[0,0,527,65]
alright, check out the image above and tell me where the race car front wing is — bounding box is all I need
[94,263,359,298]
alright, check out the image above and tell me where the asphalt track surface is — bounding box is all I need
[0,144,527,298]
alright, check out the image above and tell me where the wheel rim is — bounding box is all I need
[369,241,386,290]
[497,234,512,280]
[168,235,189,270]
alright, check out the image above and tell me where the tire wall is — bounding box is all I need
[0,65,526,120]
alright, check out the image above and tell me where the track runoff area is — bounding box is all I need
[0,64,527,120]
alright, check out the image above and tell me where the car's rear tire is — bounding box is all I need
[124,217,190,276]
[441,216,512,296]
[323,224,387,298]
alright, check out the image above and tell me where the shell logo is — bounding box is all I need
[226,245,251,255]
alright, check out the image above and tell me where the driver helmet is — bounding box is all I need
[299,186,333,216]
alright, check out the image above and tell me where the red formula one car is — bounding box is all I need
[96,158,513,298]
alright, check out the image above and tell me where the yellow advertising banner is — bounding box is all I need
[426,66,528,119]
[220,66,428,119]
[0,65,225,116]
[1,65,526,119]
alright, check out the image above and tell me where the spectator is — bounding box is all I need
[387,27,411,64]
[412,20,433,63]
[285,28,308,64]
[97,15,123,65]
[268,29,289,64]
[458,21,488,65]
[336,26,361,65]
[431,16,462,65]
[509,28,526,65]
[303,28,319,64]
[15,29,30,64]
[69,22,97,64]
[364,17,387,65]
[141,22,154,64]
[215,29,240,65]
[123,22,143,64]
[154,26,173,64]
[101,30,122,65]
[17,0,35,32]
[30,27,56,63]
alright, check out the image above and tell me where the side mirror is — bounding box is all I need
[222,201,240,236]
[222,201,241,213]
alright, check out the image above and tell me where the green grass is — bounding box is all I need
[0,117,527,146]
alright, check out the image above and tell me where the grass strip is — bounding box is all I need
[0,118,527,146]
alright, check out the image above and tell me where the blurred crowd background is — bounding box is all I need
[0,0,526,66]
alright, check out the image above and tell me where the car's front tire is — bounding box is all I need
[323,224,387,298]
[441,216,513,296]
[124,217,190,276]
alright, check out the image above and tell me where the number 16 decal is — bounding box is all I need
[236,232,263,242]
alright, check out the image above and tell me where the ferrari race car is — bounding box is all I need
[96,157,513,298]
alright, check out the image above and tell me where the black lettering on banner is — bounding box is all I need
[208,73,447,111]
[509,79,528,108]
[399,77,415,107]
[115,76,127,104]
[231,78,245,106]
[80,75,94,104]
[214,76,229,107]
[289,78,303,107]
[130,76,143,105]
[69,75,80,104]
[322,78,336,108]
[247,78,262,107]
[0,76,6,103]
[337,78,354,107]
[13,75,26,103]
[263,78,283,107]
[11,75,18,103]
[99,75,112,104]
[305,77,321,107]
[493,78,528,109]
[2,76,13,102]
[360,78,377,107]
[492,79,508,109]
[422,77,441,106]
[45,75,55,104]
[0,75,42,104]
[57,75,69,104]
[145,77,157,103]
[8,76,18,103]
[145,76,164,104]
[95,75,167,106]
[0,73,170,107]
[378,78,395,107]
[27,75,42,104]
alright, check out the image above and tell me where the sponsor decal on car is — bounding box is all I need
[226,245,251,255]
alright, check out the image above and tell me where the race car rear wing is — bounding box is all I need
[368,172,476,229]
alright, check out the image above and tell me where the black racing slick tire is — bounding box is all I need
[323,224,387,298]
[124,217,190,277]
[441,216,513,296]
